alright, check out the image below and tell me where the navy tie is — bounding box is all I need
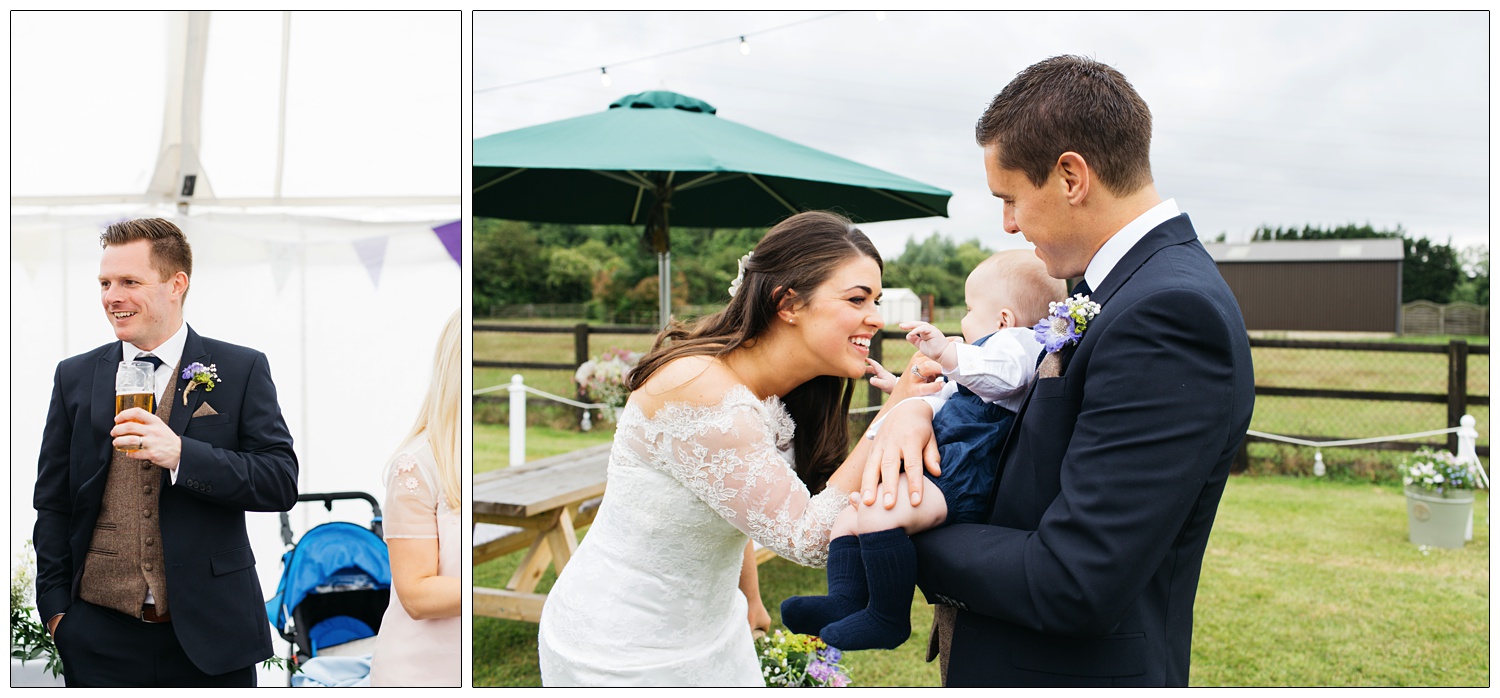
[135,353,164,372]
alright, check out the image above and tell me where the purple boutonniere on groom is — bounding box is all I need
[1033,293,1100,378]
[1034,293,1101,352]
[181,362,219,404]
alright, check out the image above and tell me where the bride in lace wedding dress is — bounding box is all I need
[537,212,930,687]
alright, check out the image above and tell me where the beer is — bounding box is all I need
[115,360,157,453]
[115,392,156,415]
[114,393,155,452]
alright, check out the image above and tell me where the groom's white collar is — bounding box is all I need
[1083,198,1180,292]
[121,321,189,373]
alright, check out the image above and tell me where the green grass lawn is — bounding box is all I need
[471,475,1489,687]
[473,421,614,474]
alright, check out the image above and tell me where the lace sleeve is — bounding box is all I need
[382,452,438,540]
[634,394,849,567]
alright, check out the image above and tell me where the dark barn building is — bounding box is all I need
[1201,239,1404,333]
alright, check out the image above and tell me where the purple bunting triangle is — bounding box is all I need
[432,220,461,265]
[352,236,389,288]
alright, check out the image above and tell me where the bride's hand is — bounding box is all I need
[859,400,939,510]
[748,597,771,639]
[859,354,942,510]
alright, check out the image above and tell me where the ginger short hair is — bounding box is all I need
[100,218,193,302]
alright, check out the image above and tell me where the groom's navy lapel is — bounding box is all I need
[1088,213,1198,308]
[88,344,121,483]
[168,328,210,437]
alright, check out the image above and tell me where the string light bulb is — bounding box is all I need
[599,67,611,87]
[739,36,750,55]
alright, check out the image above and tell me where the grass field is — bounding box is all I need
[471,475,1489,687]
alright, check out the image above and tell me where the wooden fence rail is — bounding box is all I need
[476,323,1488,456]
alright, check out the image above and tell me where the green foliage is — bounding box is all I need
[473,218,1014,318]
[1453,245,1488,305]
[1249,222,1466,304]
[883,233,997,306]
[472,218,766,319]
[11,541,61,678]
[1402,236,1461,304]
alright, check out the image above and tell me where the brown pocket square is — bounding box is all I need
[192,402,219,418]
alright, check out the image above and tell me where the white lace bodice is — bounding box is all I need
[537,384,850,686]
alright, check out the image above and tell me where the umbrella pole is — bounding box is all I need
[658,251,671,329]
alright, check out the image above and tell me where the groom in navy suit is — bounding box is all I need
[866,56,1254,686]
[33,218,299,686]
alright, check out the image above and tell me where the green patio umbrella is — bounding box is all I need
[474,90,951,324]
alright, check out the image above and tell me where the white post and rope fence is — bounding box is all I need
[483,375,1489,504]
[474,375,610,467]
[1249,414,1488,540]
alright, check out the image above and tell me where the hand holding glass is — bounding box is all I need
[114,360,155,452]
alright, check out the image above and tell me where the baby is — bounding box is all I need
[781,249,1065,650]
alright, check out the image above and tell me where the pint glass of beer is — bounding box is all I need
[115,360,156,452]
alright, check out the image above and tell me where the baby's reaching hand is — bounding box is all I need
[866,358,899,394]
[901,322,951,361]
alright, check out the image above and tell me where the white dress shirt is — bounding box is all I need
[1083,198,1180,292]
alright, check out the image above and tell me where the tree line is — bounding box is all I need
[475,218,1488,319]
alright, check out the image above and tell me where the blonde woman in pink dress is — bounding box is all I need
[369,310,462,687]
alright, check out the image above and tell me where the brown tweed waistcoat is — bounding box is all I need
[79,365,177,617]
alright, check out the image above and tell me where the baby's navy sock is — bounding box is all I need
[779,535,865,636]
[817,527,914,650]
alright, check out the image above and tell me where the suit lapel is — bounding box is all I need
[169,328,209,436]
[90,345,122,471]
[1089,213,1197,308]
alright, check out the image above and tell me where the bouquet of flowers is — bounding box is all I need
[756,629,851,687]
[573,348,643,421]
[11,541,62,678]
[1403,448,1480,497]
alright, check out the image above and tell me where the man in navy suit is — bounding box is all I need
[863,56,1254,686]
[33,218,299,686]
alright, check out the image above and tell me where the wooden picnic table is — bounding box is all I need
[470,441,782,623]
[472,443,612,623]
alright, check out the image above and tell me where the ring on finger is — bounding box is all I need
[910,365,922,377]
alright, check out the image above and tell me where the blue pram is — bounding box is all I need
[265,492,391,679]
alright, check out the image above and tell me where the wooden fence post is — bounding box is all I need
[1232,438,1250,474]
[1447,339,1468,452]
[574,323,590,368]
[868,331,885,409]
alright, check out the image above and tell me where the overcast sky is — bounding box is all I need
[475,10,1488,259]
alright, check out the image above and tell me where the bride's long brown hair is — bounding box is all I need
[627,211,883,493]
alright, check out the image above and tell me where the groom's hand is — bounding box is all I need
[861,399,939,510]
[112,409,182,471]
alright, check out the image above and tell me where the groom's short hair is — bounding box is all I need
[976,55,1154,197]
[100,217,193,302]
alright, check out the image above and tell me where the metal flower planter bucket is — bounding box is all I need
[1405,486,1475,549]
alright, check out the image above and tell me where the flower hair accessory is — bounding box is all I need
[1034,293,1101,354]
[181,362,219,404]
[727,251,753,298]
